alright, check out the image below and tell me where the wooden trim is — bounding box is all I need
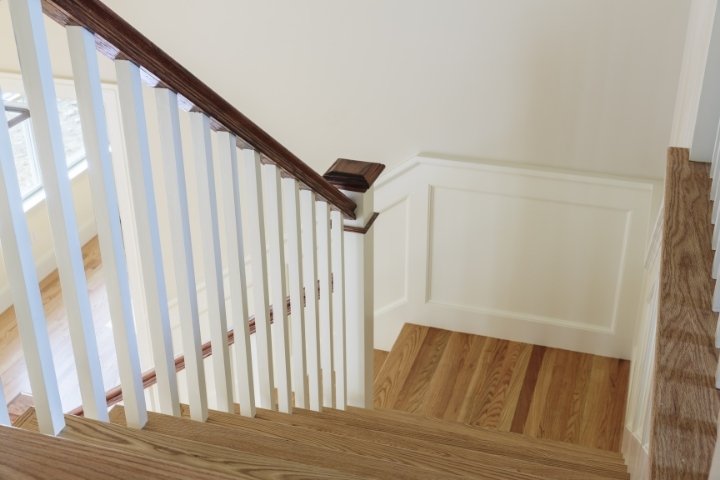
[344,212,379,234]
[650,146,720,478]
[68,298,292,417]
[324,159,386,193]
[41,0,357,219]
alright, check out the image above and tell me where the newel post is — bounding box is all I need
[324,159,385,408]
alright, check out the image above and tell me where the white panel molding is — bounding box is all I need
[375,156,656,192]
[373,195,410,317]
[374,156,654,359]
[424,184,634,333]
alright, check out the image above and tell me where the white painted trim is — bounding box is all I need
[376,155,656,191]
[374,155,654,359]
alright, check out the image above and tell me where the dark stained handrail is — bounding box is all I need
[41,0,357,218]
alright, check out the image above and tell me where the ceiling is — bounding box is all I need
[0,0,691,179]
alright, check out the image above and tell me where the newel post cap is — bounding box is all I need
[323,159,385,193]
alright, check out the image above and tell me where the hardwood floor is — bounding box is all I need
[0,237,119,413]
[374,323,630,452]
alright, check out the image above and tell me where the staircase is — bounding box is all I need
[3,323,629,479]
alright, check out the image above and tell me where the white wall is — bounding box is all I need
[670,0,719,150]
[373,156,656,358]
[97,0,688,180]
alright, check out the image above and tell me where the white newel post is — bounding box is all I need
[324,160,384,408]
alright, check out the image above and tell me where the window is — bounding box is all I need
[3,91,87,201]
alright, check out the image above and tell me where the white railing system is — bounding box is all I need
[0,0,380,435]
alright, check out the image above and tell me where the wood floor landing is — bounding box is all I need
[374,324,630,452]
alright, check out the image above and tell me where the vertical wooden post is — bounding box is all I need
[0,380,9,426]
[69,27,172,419]
[189,112,233,412]
[324,159,384,408]
[331,209,347,409]
[300,190,322,411]
[262,164,293,413]
[9,0,110,423]
[0,91,64,435]
[216,132,256,417]
[316,200,334,408]
[242,149,275,409]
[283,177,309,409]
[153,88,207,421]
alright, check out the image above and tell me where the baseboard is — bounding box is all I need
[622,427,649,480]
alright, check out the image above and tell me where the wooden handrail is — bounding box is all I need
[41,0,357,219]
[649,147,720,477]
[68,298,292,416]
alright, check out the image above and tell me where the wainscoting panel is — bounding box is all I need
[373,156,655,358]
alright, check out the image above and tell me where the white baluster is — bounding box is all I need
[0,91,64,435]
[282,178,308,409]
[9,0,109,422]
[300,190,322,411]
[72,28,176,419]
[0,381,9,426]
[116,60,189,427]
[262,164,292,413]
[316,201,334,408]
[216,132,255,417]
[189,113,233,412]
[152,88,207,421]
[331,209,347,409]
[711,116,720,199]
[242,149,275,409]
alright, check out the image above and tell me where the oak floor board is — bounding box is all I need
[392,327,451,414]
[438,333,489,421]
[373,349,389,380]
[373,324,429,408]
[377,324,629,452]
[510,345,546,434]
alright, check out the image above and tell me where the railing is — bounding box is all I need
[0,0,383,435]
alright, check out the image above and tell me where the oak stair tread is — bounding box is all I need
[167,403,619,480]
[0,424,232,480]
[253,404,628,479]
[107,404,464,480]
[118,402,627,480]
[19,407,366,479]
[110,404,554,480]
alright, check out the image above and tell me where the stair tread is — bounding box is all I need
[20,408,365,479]
[170,403,615,480]
[350,404,625,461]
[108,405,463,480]
[270,406,627,478]
[0,424,230,479]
